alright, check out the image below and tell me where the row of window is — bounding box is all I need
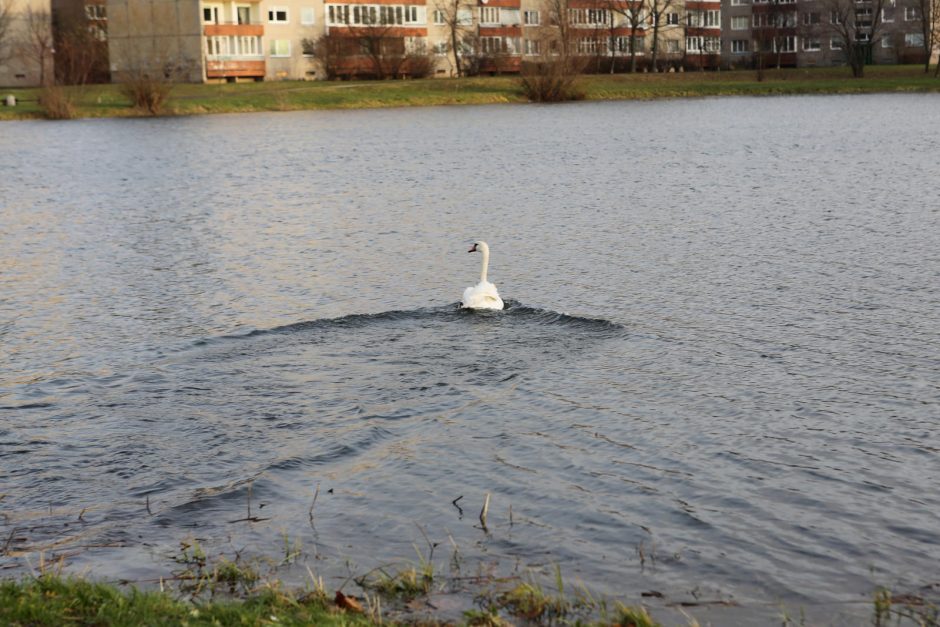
[729,6,920,29]
[202,4,316,25]
[200,3,925,28]
[205,35,264,56]
[326,3,425,26]
[729,32,924,51]
[426,6,688,28]
[206,31,926,61]
[467,35,649,55]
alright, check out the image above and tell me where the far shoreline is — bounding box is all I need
[2,64,939,121]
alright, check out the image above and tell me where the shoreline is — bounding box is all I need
[2,65,939,121]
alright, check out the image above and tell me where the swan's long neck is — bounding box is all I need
[478,242,490,284]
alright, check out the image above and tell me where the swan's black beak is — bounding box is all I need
[468,244,478,253]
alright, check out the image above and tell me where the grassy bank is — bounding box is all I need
[0,575,376,627]
[0,569,660,626]
[2,65,938,121]
[2,572,938,626]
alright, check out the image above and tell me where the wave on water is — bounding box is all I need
[213,301,627,343]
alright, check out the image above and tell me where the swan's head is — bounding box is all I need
[468,241,488,254]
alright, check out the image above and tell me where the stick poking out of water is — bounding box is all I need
[227,481,271,523]
[479,492,491,531]
[309,483,321,525]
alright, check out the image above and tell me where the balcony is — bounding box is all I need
[204,23,264,37]
[206,58,266,79]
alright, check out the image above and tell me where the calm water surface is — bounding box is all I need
[2,95,939,624]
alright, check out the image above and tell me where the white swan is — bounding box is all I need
[461,241,504,310]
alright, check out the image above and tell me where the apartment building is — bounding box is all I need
[722,0,932,68]
[60,0,940,83]
[0,0,54,87]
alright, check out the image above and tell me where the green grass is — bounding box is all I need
[2,64,938,121]
[0,574,374,626]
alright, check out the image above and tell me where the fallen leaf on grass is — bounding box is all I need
[335,590,364,613]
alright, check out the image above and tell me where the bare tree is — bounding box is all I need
[750,0,795,78]
[913,0,939,72]
[53,11,109,85]
[17,6,53,85]
[825,0,888,77]
[0,0,16,70]
[606,0,645,72]
[543,0,576,59]
[432,0,476,76]
[645,0,677,70]
[518,0,586,99]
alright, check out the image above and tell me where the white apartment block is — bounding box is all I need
[89,0,940,83]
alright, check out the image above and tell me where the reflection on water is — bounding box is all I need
[1,95,940,624]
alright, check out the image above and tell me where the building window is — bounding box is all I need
[904,6,919,20]
[206,36,227,55]
[327,5,349,24]
[433,9,445,24]
[666,39,679,52]
[830,10,843,23]
[524,38,540,54]
[270,39,290,56]
[803,37,821,50]
[433,40,448,54]
[235,5,251,23]
[731,39,749,53]
[203,5,221,24]
[570,8,610,25]
[731,15,747,29]
[524,10,539,25]
[577,37,601,53]
[830,37,843,49]
[882,36,893,46]
[300,7,315,24]
[686,36,720,52]
[480,6,499,23]
[85,4,106,19]
[773,35,796,51]
[905,32,924,45]
[802,11,820,24]
[268,7,288,23]
[731,0,749,5]
[881,7,895,21]
[687,10,720,27]
[665,12,679,24]
[482,36,518,53]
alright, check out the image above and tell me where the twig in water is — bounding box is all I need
[1,527,18,555]
[146,495,152,515]
[414,522,438,562]
[227,482,270,523]
[509,503,514,527]
[309,483,321,526]
[452,495,464,517]
[78,508,86,522]
[479,493,491,531]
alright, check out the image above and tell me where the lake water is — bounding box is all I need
[1,94,939,624]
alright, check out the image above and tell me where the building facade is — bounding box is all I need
[67,0,940,82]
[0,0,55,87]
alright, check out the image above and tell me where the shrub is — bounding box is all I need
[519,57,586,102]
[120,75,173,115]
[39,85,76,119]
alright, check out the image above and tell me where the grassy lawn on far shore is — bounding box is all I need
[2,64,939,121]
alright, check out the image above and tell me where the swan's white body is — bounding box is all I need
[461,241,504,310]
